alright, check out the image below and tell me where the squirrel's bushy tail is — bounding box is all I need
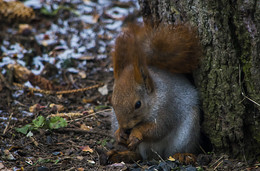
[112,23,202,80]
[145,24,202,73]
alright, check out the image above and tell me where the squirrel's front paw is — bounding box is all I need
[115,128,129,145]
[127,129,143,150]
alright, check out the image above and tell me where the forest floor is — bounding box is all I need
[0,0,259,170]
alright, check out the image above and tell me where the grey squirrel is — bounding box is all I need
[109,23,202,163]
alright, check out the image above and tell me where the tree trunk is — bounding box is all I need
[138,0,260,160]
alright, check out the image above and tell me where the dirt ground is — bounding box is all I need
[0,0,259,171]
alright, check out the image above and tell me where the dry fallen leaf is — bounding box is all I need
[77,156,84,161]
[78,71,87,79]
[18,24,32,35]
[7,64,32,83]
[41,40,48,47]
[80,145,93,153]
[87,160,95,164]
[168,156,176,161]
[29,104,46,113]
[98,84,108,95]
[92,13,100,23]
[57,94,63,99]
[78,167,84,171]
[82,109,95,115]
[82,98,94,103]
[80,124,93,131]
[49,103,65,112]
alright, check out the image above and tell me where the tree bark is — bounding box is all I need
[138,0,260,160]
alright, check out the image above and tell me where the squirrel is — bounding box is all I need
[108,22,202,163]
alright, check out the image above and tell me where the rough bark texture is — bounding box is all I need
[138,0,260,160]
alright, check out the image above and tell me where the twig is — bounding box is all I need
[210,155,224,168]
[47,112,83,118]
[239,64,260,107]
[30,136,39,146]
[73,108,112,122]
[54,128,113,138]
[241,92,260,107]
[213,160,223,170]
[151,148,165,162]
[3,113,13,135]
[13,82,104,95]
[133,160,145,169]
[199,145,207,154]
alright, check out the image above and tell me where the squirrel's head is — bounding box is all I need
[112,65,154,130]
[111,23,154,130]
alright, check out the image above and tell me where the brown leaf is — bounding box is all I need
[80,145,93,153]
[80,124,92,131]
[82,98,94,103]
[92,13,100,23]
[18,24,32,35]
[29,104,46,113]
[28,73,63,91]
[7,64,31,83]
[77,156,84,161]
[49,103,65,112]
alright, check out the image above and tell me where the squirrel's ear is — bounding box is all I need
[133,53,154,93]
[141,67,154,93]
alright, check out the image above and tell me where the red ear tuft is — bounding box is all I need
[113,22,154,92]
[113,23,145,79]
[113,33,131,79]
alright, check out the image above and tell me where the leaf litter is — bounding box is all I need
[0,0,139,170]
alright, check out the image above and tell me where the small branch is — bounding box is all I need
[151,148,165,162]
[13,82,104,95]
[238,64,260,107]
[241,92,260,107]
[73,109,112,122]
[210,155,224,168]
[3,113,13,135]
[54,128,113,138]
[199,145,207,155]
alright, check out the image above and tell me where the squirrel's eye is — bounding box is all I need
[135,101,141,109]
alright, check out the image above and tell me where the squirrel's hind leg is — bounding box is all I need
[171,153,197,165]
[107,150,142,163]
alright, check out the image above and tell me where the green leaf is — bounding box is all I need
[33,116,45,128]
[94,105,109,110]
[40,7,58,16]
[48,116,67,129]
[97,138,108,147]
[54,159,60,164]
[15,124,32,134]
[37,158,51,163]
